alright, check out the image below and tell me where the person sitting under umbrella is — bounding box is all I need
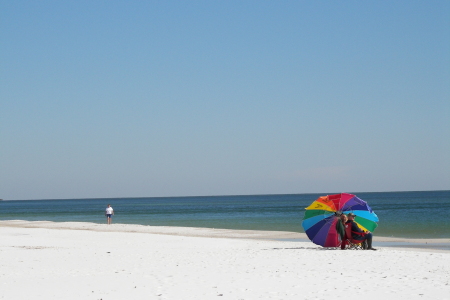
[346,213,377,250]
[336,214,348,250]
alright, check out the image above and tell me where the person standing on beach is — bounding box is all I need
[346,213,376,250]
[105,204,114,225]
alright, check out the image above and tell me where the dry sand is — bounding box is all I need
[1,220,449,300]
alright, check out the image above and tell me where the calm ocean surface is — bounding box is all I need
[1,191,449,239]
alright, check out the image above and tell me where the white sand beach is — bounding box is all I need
[1,221,449,300]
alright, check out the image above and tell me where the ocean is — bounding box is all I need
[1,190,449,239]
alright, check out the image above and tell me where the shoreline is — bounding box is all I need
[2,220,449,252]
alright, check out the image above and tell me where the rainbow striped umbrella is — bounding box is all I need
[302,193,379,247]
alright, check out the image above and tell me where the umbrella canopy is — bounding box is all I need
[302,193,379,247]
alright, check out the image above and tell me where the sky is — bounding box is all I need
[1,1,449,200]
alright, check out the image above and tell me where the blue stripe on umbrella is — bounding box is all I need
[344,210,379,222]
[302,212,334,231]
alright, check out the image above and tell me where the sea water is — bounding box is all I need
[1,191,449,239]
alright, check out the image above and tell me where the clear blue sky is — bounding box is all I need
[1,1,449,200]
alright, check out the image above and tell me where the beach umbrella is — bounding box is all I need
[302,193,378,247]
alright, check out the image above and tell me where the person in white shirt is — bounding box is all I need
[105,204,114,225]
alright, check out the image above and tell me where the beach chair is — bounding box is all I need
[343,224,365,250]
